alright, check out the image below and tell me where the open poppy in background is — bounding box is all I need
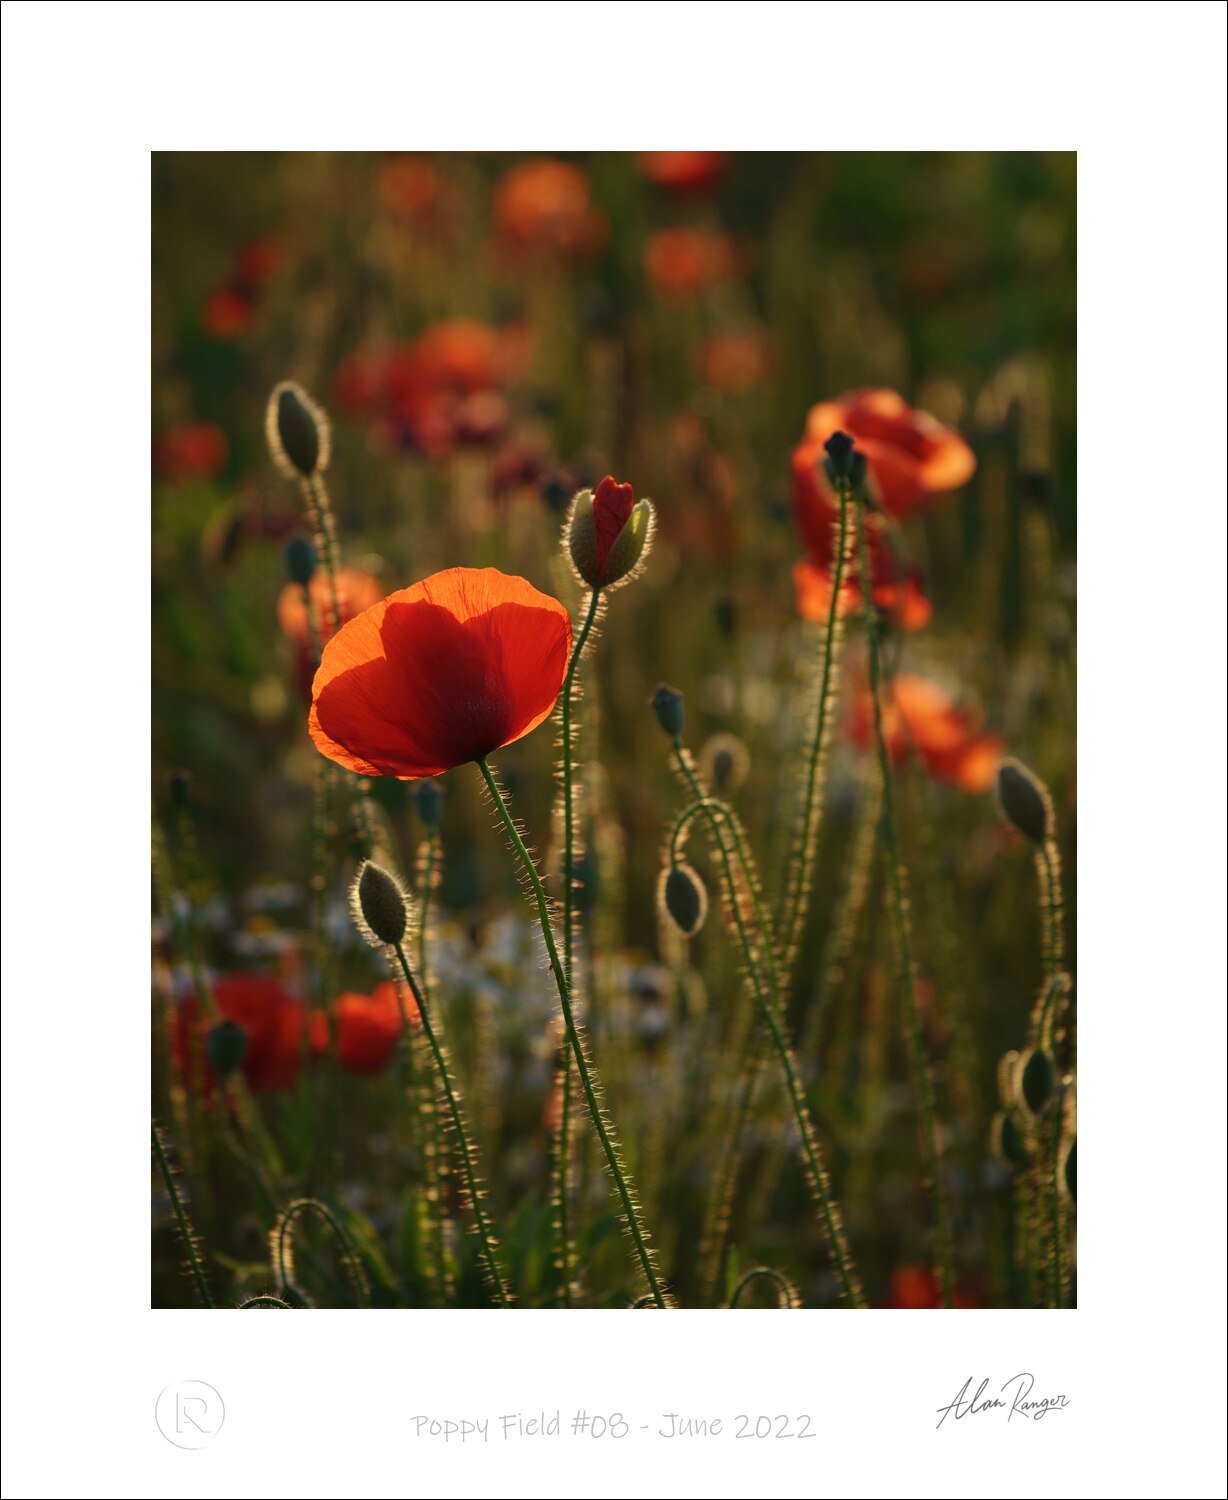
[492,159,606,260]
[152,420,229,483]
[315,982,417,1075]
[175,973,309,1096]
[848,672,1004,794]
[637,151,727,194]
[278,566,385,700]
[309,566,572,779]
[790,387,976,631]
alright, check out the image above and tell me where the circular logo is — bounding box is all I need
[155,1380,225,1449]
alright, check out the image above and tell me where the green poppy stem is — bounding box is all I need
[477,756,669,1309]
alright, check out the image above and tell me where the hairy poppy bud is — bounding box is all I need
[266,381,331,479]
[284,535,317,587]
[350,859,410,948]
[996,758,1054,845]
[659,863,707,937]
[206,1018,247,1079]
[649,683,685,740]
[566,475,655,590]
[1018,1047,1055,1116]
[699,732,750,797]
[992,1110,1028,1169]
[410,778,444,829]
[822,429,861,486]
[1064,1138,1076,1202]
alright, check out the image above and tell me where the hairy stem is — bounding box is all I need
[391,942,511,1307]
[555,586,602,1305]
[477,756,669,1308]
[152,1120,213,1308]
[854,501,955,1307]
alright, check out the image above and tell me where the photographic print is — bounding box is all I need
[151,150,1076,1312]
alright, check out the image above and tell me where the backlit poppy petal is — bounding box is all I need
[309,567,572,779]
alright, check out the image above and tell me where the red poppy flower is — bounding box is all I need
[377,155,439,222]
[697,326,775,392]
[638,151,727,194]
[644,227,739,298]
[278,567,385,699]
[175,974,309,1096]
[233,236,283,294]
[322,982,417,1075]
[790,389,974,631]
[309,567,572,779]
[492,159,605,258]
[848,674,1003,794]
[792,387,975,533]
[792,557,933,631]
[152,421,229,482]
[887,1265,984,1309]
[201,287,253,339]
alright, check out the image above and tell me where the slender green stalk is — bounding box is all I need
[555,586,603,1305]
[152,1121,213,1308]
[273,1196,369,1308]
[391,942,512,1307]
[239,1295,291,1309]
[854,499,955,1307]
[728,1265,801,1309]
[303,474,345,636]
[415,832,451,1302]
[779,482,855,976]
[477,756,669,1308]
[672,748,864,1307]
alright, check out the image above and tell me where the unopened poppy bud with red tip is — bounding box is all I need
[565,475,655,590]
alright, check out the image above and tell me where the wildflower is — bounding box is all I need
[649,683,685,740]
[309,567,572,779]
[996,757,1055,845]
[175,974,309,1095]
[321,983,416,1075]
[644,227,739,298]
[351,860,411,948]
[277,566,384,699]
[492,159,605,258]
[790,389,975,630]
[887,1265,984,1309]
[377,155,439,223]
[565,475,655,590]
[152,421,229,482]
[201,286,254,339]
[697,326,775,393]
[848,674,1004,794]
[638,151,727,194]
[659,864,708,937]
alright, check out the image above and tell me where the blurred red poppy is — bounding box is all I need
[790,388,974,631]
[887,1265,985,1309]
[175,974,309,1095]
[697,326,775,392]
[644,227,739,298]
[792,557,932,631]
[848,673,1003,794]
[638,151,727,194]
[492,159,605,258]
[334,320,522,458]
[232,236,283,293]
[309,567,572,779]
[377,155,439,222]
[201,287,253,339]
[278,567,385,698]
[152,421,229,482]
[319,982,417,1075]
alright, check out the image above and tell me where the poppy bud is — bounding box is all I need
[992,1110,1028,1169]
[350,859,410,948]
[996,757,1054,845]
[284,536,317,587]
[266,381,331,479]
[565,475,655,590]
[659,863,708,937]
[410,778,444,829]
[699,732,750,797]
[822,429,860,486]
[1018,1047,1055,1116]
[649,683,685,740]
[1064,1138,1076,1202]
[206,1018,247,1079]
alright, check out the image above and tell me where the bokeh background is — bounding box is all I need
[152,151,1076,1309]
